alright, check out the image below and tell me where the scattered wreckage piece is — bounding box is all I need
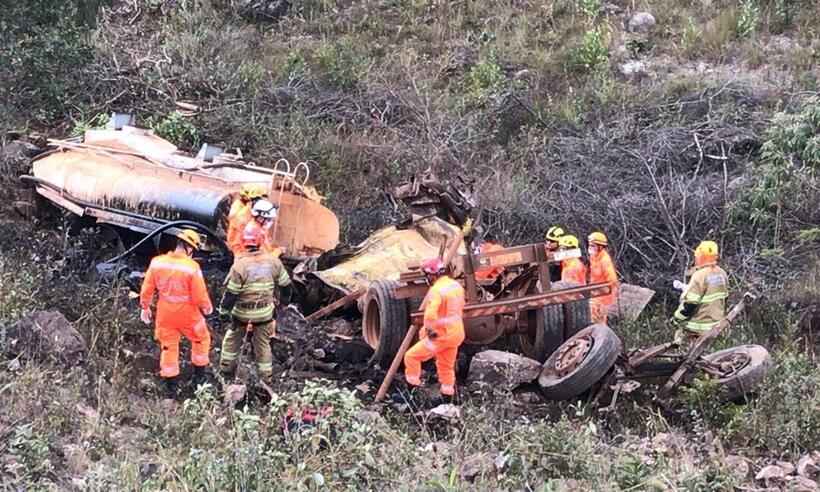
[536,292,771,406]
[21,114,339,259]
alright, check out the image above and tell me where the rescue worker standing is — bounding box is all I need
[218,221,293,385]
[249,199,282,257]
[227,184,268,255]
[404,258,466,400]
[587,231,618,324]
[140,229,213,397]
[558,235,586,285]
[671,241,728,346]
[545,225,565,282]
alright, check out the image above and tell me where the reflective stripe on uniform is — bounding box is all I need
[221,350,238,362]
[257,362,273,373]
[151,260,198,275]
[406,375,422,386]
[161,294,191,303]
[685,320,718,332]
[232,305,274,320]
[440,384,455,396]
[434,315,461,327]
[192,353,209,365]
[684,291,728,304]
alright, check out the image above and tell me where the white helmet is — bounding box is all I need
[251,199,277,220]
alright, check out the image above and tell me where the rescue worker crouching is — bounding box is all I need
[558,235,586,285]
[404,258,466,401]
[139,229,213,398]
[227,184,268,255]
[670,240,728,346]
[587,231,619,325]
[218,221,293,385]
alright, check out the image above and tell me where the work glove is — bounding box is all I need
[140,308,152,325]
[672,280,686,291]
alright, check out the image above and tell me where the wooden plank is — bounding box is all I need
[305,288,365,322]
[609,283,656,322]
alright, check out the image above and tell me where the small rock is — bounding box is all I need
[627,12,656,33]
[354,410,383,425]
[327,318,355,336]
[777,460,796,476]
[791,476,819,491]
[7,311,86,365]
[224,384,247,405]
[756,464,789,484]
[427,404,461,421]
[460,452,495,481]
[494,453,508,472]
[725,455,750,480]
[468,350,541,392]
[354,382,371,394]
[312,348,326,359]
[515,391,542,405]
[618,61,648,80]
[799,454,820,479]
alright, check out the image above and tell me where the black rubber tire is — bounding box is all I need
[538,324,623,400]
[701,344,771,401]
[362,280,409,368]
[515,281,592,362]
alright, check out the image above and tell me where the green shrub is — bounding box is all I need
[571,27,609,73]
[147,111,202,150]
[315,39,370,89]
[736,0,760,39]
[578,0,601,20]
[465,55,506,106]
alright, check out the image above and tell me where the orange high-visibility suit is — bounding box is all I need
[227,200,252,255]
[404,276,465,396]
[561,257,587,285]
[140,251,213,378]
[589,249,618,324]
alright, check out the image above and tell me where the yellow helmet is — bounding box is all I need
[239,183,268,201]
[176,229,203,250]
[588,231,608,247]
[695,240,719,258]
[545,226,565,242]
[559,234,579,249]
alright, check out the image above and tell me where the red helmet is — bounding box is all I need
[421,257,445,275]
[241,221,265,248]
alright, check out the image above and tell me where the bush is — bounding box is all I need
[464,55,506,106]
[315,39,371,89]
[736,0,760,39]
[571,27,609,73]
[147,112,203,150]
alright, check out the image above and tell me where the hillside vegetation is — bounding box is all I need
[2,0,820,490]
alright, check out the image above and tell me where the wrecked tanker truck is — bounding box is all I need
[21,114,340,261]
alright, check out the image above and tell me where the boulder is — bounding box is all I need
[236,0,290,20]
[798,453,820,479]
[468,350,541,391]
[4,311,86,365]
[627,12,656,33]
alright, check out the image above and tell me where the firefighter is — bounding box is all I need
[140,229,213,397]
[249,199,283,257]
[587,231,619,325]
[404,257,466,400]
[670,240,728,346]
[227,184,268,254]
[545,225,565,282]
[218,221,293,385]
[558,235,586,285]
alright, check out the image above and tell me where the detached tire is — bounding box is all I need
[702,344,771,401]
[362,280,409,368]
[515,281,591,362]
[538,324,622,400]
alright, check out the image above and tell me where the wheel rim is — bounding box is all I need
[362,298,381,350]
[554,335,593,377]
[711,352,751,378]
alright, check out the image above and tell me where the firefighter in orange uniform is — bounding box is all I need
[558,235,587,285]
[404,258,466,400]
[587,231,619,324]
[140,229,213,397]
[227,184,268,255]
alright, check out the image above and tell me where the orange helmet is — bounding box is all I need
[241,221,265,248]
[176,229,203,250]
[588,231,608,247]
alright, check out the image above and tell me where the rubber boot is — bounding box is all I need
[163,377,178,399]
[193,366,207,387]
